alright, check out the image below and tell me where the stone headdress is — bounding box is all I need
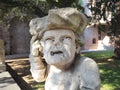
[29,8,88,56]
[29,7,88,38]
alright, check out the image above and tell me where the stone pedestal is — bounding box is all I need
[0,39,6,72]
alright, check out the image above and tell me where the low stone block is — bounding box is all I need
[0,39,6,72]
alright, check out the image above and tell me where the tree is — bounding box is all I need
[0,0,81,36]
[0,0,48,25]
[0,0,78,24]
[85,0,120,59]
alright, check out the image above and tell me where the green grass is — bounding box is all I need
[33,50,120,90]
[82,50,120,90]
[82,50,114,60]
[32,82,45,90]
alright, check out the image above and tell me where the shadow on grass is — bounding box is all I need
[99,60,120,90]
[82,50,120,90]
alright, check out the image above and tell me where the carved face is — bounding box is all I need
[42,29,77,68]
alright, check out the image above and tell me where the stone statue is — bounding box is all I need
[29,8,101,90]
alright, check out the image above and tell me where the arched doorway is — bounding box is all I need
[9,18,31,55]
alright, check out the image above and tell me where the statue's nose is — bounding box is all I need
[53,39,62,46]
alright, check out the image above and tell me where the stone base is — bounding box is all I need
[0,64,6,72]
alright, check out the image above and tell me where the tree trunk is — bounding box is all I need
[114,34,120,59]
[114,11,120,59]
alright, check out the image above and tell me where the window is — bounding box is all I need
[98,30,101,40]
[92,38,96,44]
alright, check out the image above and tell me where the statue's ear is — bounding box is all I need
[76,43,80,54]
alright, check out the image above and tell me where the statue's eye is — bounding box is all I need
[62,36,72,42]
[45,37,54,43]
[65,37,71,39]
[46,38,51,41]
[64,36,72,40]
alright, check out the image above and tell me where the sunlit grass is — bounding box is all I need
[82,50,120,90]
[101,84,114,90]
[82,50,114,59]
[32,82,45,90]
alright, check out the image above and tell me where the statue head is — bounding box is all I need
[29,8,88,69]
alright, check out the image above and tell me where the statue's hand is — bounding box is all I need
[31,40,43,56]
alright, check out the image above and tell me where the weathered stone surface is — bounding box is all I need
[9,18,31,54]
[0,19,31,55]
[29,8,101,90]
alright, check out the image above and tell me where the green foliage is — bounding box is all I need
[0,0,81,25]
[0,0,47,24]
[88,0,120,35]
[88,0,120,20]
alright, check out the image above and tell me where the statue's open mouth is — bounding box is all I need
[50,51,63,56]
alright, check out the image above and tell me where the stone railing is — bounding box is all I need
[0,39,6,72]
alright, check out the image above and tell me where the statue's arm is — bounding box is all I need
[29,35,48,82]
[79,57,101,90]
[29,54,48,82]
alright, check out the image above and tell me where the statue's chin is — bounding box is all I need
[50,59,74,70]
[46,54,74,67]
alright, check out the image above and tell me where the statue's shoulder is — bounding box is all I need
[80,56,96,63]
[74,56,100,90]
[76,56,96,64]
[75,56,98,70]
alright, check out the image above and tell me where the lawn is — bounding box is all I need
[82,50,120,90]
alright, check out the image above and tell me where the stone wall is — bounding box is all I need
[0,25,10,55]
[0,17,31,55]
[9,18,31,54]
[0,39,6,71]
[83,26,98,50]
